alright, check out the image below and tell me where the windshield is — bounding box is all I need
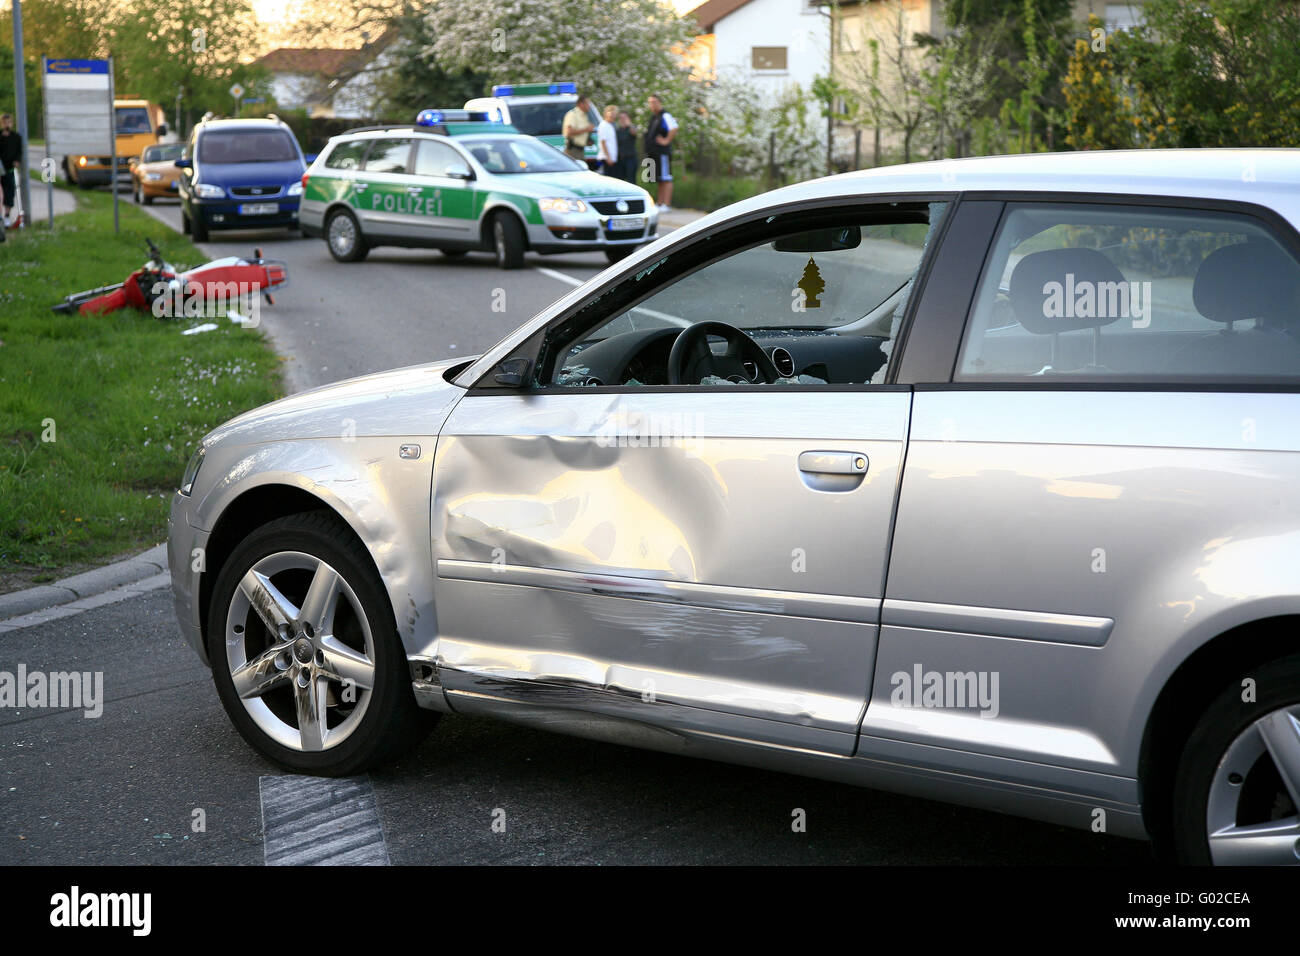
[459,135,583,174]
[199,129,299,164]
[143,143,184,163]
[115,107,152,135]
[506,102,572,137]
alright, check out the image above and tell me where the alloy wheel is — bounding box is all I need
[223,551,376,752]
[1205,703,1300,864]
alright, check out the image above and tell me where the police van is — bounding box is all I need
[299,109,656,268]
[465,83,602,168]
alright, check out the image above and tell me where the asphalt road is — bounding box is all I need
[136,197,607,392]
[0,591,1155,865]
[1,188,1158,865]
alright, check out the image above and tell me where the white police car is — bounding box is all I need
[299,109,656,268]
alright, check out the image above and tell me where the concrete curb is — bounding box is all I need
[0,543,168,622]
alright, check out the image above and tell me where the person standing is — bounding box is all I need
[596,105,618,175]
[561,94,595,163]
[615,111,637,183]
[642,95,677,213]
[0,113,22,229]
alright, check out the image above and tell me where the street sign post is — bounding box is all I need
[42,56,117,231]
[230,82,245,117]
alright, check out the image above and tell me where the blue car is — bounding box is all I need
[177,116,308,241]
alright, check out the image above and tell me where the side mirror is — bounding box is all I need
[174,157,192,169]
[446,163,474,181]
[493,357,531,387]
[305,153,318,164]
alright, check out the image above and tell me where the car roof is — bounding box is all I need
[328,126,521,144]
[198,118,291,132]
[685,149,1300,240]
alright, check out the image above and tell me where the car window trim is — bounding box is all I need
[925,190,1300,387]
[463,190,960,394]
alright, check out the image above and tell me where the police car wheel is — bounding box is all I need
[327,209,368,263]
[492,213,525,270]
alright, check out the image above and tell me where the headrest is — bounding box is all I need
[1193,240,1300,326]
[1009,247,1128,334]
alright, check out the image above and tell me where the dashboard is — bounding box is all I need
[556,327,889,386]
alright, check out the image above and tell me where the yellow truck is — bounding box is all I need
[63,98,164,188]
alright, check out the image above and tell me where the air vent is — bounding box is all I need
[770,347,795,377]
[742,361,757,381]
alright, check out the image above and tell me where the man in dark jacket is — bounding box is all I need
[615,111,637,183]
[641,95,677,213]
[0,112,22,228]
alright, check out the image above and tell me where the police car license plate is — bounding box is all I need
[240,202,279,215]
[607,215,645,232]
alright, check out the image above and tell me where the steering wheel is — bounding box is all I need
[667,321,782,385]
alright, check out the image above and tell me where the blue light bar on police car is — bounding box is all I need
[491,85,515,97]
[415,109,499,126]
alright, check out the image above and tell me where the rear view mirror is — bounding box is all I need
[772,226,861,253]
[493,357,531,387]
[174,157,192,168]
[446,164,473,181]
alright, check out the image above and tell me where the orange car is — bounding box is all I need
[130,143,184,204]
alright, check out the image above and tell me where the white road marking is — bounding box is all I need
[531,265,689,328]
[260,775,390,866]
[533,265,583,286]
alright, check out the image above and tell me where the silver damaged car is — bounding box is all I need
[169,149,1300,865]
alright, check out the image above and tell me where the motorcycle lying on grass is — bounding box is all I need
[51,239,288,318]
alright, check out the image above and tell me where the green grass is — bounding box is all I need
[0,187,283,576]
[671,170,770,213]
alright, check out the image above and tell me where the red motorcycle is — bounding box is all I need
[52,239,288,315]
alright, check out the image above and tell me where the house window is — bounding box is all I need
[752,46,788,71]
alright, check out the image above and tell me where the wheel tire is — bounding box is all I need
[326,208,369,262]
[1171,655,1300,865]
[491,212,525,270]
[181,211,191,235]
[192,213,210,243]
[143,190,154,206]
[604,245,637,265]
[206,510,437,775]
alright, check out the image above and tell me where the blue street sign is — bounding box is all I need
[45,58,110,74]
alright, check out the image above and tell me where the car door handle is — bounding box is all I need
[405,186,422,194]
[352,182,368,191]
[798,451,868,475]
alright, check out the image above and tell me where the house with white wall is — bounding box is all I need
[688,0,832,92]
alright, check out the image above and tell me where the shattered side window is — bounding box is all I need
[551,203,948,387]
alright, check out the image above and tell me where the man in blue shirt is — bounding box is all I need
[642,95,678,213]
